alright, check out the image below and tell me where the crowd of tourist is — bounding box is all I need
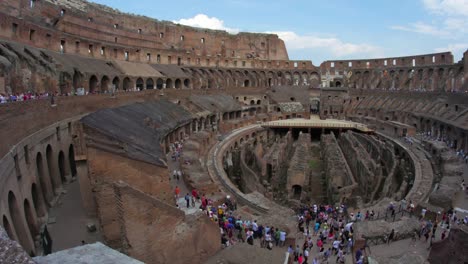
[0,92,52,103]
[166,123,467,264]
[415,131,468,164]
[292,204,357,263]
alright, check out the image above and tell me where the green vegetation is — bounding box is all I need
[309,160,319,169]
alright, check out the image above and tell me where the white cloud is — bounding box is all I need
[435,43,468,53]
[391,0,468,38]
[422,0,468,16]
[390,22,450,37]
[267,31,383,57]
[173,14,239,34]
[174,14,383,59]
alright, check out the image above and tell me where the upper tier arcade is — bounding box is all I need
[0,0,315,68]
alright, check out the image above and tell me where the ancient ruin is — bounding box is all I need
[0,0,467,264]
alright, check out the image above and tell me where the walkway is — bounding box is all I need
[47,179,102,252]
[453,162,468,214]
[262,116,373,133]
[166,151,202,215]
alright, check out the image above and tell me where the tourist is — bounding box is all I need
[174,186,180,199]
[421,207,427,220]
[355,247,363,262]
[280,230,286,247]
[303,248,309,263]
[246,229,254,245]
[294,245,300,262]
[184,193,190,208]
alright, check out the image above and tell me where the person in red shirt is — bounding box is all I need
[174,186,180,199]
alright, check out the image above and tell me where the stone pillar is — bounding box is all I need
[76,160,97,217]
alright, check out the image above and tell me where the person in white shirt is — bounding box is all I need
[279,231,286,247]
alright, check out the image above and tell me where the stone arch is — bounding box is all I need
[309,72,320,87]
[89,75,98,93]
[284,72,292,85]
[136,78,144,90]
[59,72,72,95]
[166,78,173,89]
[301,72,309,85]
[101,75,110,92]
[8,191,34,254]
[72,71,83,91]
[58,151,67,183]
[335,81,342,87]
[69,144,77,177]
[293,72,300,85]
[23,199,38,240]
[183,78,191,88]
[146,78,154,89]
[175,79,182,89]
[46,145,60,193]
[36,152,53,203]
[123,77,133,91]
[2,215,14,240]
[31,183,46,218]
[156,78,164,89]
[292,185,302,199]
[112,77,120,90]
[244,79,250,87]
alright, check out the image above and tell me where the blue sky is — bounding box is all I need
[89,0,468,64]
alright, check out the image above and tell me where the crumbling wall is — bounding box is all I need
[338,131,381,203]
[286,132,312,200]
[427,141,464,208]
[320,133,356,205]
[262,131,294,202]
[114,182,220,264]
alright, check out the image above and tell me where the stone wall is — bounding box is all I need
[114,182,220,264]
[320,133,356,205]
[286,132,312,200]
[338,131,381,203]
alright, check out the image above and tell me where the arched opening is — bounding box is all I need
[31,183,46,217]
[58,151,67,183]
[184,79,190,88]
[36,153,52,203]
[24,199,38,239]
[244,79,250,87]
[166,78,173,89]
[256,100,261,105]
[59,72,72,95]
[123,77,132,91]
[335,81,342,87]
[136,78,144,90]
[69,144,77,177]
[9,191,33,254]
[89,75,98,93]
[250,100,255,105]
[2,215,15,240]
[72,71,83,92]
[146,78,154,89]
[292,185,302,200]
[112,77,120,91]
[46,145,60,193]
[175,79,182,89]
[100,75,110,92]
[156,78,164,89]
[207,79,213,89]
